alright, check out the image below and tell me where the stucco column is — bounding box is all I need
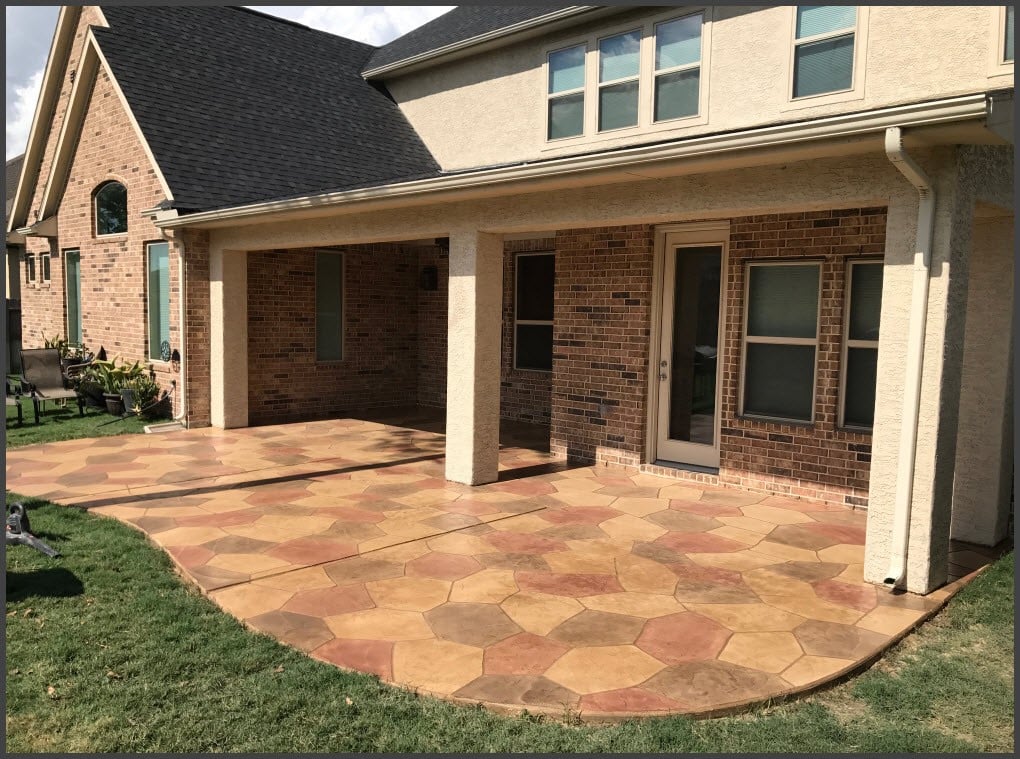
[209,247,248,429]
[445,228,503,485]
[866,150,972,595]
[950,213,1014,546]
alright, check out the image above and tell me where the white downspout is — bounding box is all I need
[882,126,935,587]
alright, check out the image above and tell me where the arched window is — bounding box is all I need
[95,181,127,235]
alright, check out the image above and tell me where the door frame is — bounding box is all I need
[645,220,730,468]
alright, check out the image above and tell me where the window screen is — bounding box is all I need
[315,252,344,361]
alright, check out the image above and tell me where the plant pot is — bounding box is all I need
[121,387,135,415]
[104,392,124,416]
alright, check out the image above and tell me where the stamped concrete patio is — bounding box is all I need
[5,408,999,720]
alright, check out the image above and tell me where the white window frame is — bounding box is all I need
[146,241,171,362]
[597,28,642,133]
[314,249,346,363]
[39,252,51,284]
[65,248,82,346]
[784,6,869,111]
[513,251,555,373]
[739,260,823,424]
[541,7,711,151]
[651,11,705,125]
[94,181,128,238]
[839,257,882,431]
[989,6,1015,77]
[546,42,587,142]
[25,253,36,286]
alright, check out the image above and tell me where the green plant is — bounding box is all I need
[81,358,145,395]
[124,375,169,419]
[41,333,90,362]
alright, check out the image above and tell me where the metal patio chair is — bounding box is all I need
[20,348,85,423]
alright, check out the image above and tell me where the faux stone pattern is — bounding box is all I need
[6,411,998,721]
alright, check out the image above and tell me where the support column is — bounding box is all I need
[951,213,1014,545]
[445,228,503,485]
[866,150,972,594]
[209,247,248,429]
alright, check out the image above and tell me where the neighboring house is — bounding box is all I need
[6,6,1014,595]
[5,154,25,373]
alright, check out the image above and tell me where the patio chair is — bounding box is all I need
[20,347,85,423]
[6,380,23,426]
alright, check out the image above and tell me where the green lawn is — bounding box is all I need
[5,401,149,448]
[5,493,1013,753]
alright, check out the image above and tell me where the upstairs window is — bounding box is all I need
[25,253,36,284]
[598,30,641,131]
[547,44,586,140]
[654,13,703,122]
[741,262,821,423]
[841,260,883,429]
[793,6,857,99]
[95,181,127,236]
[1006,6,1015,62]
[40,252,51,283]
[514,252,555,371]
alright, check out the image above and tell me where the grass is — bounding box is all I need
[5,401,149,448]
[5,492,1014,753]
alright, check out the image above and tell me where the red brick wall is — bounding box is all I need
[550,225,655,466]
[246,245,421,425]
[19,9,181,414]
[550,208,886,507]
[716,207,886,506]
[501,238,556,425]
[181,229,210,427]
[415,245,448,408]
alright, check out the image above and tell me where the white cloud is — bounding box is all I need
[6,68,42,160]
[253,6,454,46]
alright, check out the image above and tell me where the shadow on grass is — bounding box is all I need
[5,566,85,602]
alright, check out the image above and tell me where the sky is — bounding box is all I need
[5,5,455,160]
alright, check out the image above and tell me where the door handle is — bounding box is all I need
[660,359,668,380]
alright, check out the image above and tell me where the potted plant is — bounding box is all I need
[123,375,171,420]
[79,358,143,415]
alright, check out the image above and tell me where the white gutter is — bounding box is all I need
[155,93,989,231]
[362,6,595,78]
[882,126,936,588]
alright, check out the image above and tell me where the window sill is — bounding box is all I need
[781,86,864,114]
[837,424,873,436]
[736,414,815,429]
[95,233,128,241]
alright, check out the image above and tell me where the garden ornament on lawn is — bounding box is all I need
[6,502,60,557]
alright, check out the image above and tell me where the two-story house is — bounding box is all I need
[5,5,1014,595]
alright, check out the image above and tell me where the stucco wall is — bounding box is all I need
[383,5,1013,171]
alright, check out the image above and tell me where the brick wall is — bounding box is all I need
[416,244,448,408]
[19,9,181,414]
[549,208,886,507]
[716,207,886,506]
[501,238,556,424]
[246,245,421,425]
[181,229,210,427]
[550,225,656,467]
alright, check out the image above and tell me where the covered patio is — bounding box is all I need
[5,409,999,720]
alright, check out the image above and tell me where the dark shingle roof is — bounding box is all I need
[6,154,24,223]
[95,6,441,212]
[364,6,573,73]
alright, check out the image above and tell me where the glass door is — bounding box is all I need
[656,242,724,467]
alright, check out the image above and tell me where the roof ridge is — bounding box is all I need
[227,6,379,50]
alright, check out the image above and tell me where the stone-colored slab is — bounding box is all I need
[544,645,665,695]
